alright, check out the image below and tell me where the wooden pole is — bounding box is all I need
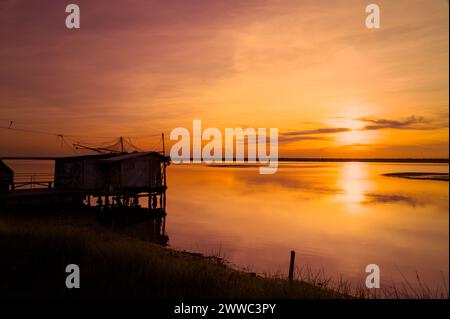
[288,250,296,281]
[162,132,167,213]
[163,162,167,187]
[163,190,166,212]
[162,133,165,156]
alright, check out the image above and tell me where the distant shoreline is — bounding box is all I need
[383,172,449,182]
[2,156,449,164]
[208,158,449,164]
[278,158,449,163]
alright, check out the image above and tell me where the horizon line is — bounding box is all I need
[1,156,448,164]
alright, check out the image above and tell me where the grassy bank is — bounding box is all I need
[0,212,341,299]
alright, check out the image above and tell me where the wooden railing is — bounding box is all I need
[12,173,54,190]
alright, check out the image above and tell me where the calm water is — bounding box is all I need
[5,160,449,291]
[165,162,449,291]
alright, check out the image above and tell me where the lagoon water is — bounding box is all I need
[165,162,449,292]
[5,160,449,292]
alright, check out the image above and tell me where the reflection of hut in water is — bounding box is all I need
[99,214,169,246]
[0,152,170,215]
[133,216,169,246]
[0,160,13,194]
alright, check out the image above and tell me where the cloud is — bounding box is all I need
[0,0,263,125]
[278,136,329,144]
[279,127,350,144]
[363,193,425,207]
[283,128,351,136]
[236,128,339,144]
[237,173,339,195]
[358,115,447,131]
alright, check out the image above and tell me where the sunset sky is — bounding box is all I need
[0,0,448,157]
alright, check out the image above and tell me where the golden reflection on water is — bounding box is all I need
[337,162,373,211]
[165,162,449,291]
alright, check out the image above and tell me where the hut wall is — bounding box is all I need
[148,158,162,188]
[81,158,105,190]
[55,153,165,192]
[0,160,13,194]
[120,156,150,188]
[55,157,105,191]
[103,162,121,191]
[54,158,83,190]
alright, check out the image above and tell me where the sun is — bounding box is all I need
[336,130,365,145]
[323,107,381,146]
[325,117,369,145]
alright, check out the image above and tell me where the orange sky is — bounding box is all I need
[0,0,448,158]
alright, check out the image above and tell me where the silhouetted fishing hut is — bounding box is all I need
[0,160,13,194]
[0,151,170,214]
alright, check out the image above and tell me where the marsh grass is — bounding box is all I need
[291,265,449,299]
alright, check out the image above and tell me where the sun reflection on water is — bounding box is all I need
[336,162,373,210]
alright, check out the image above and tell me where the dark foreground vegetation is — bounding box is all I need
[0,211,340,299]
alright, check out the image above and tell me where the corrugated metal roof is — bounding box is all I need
[99,152,164,162]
